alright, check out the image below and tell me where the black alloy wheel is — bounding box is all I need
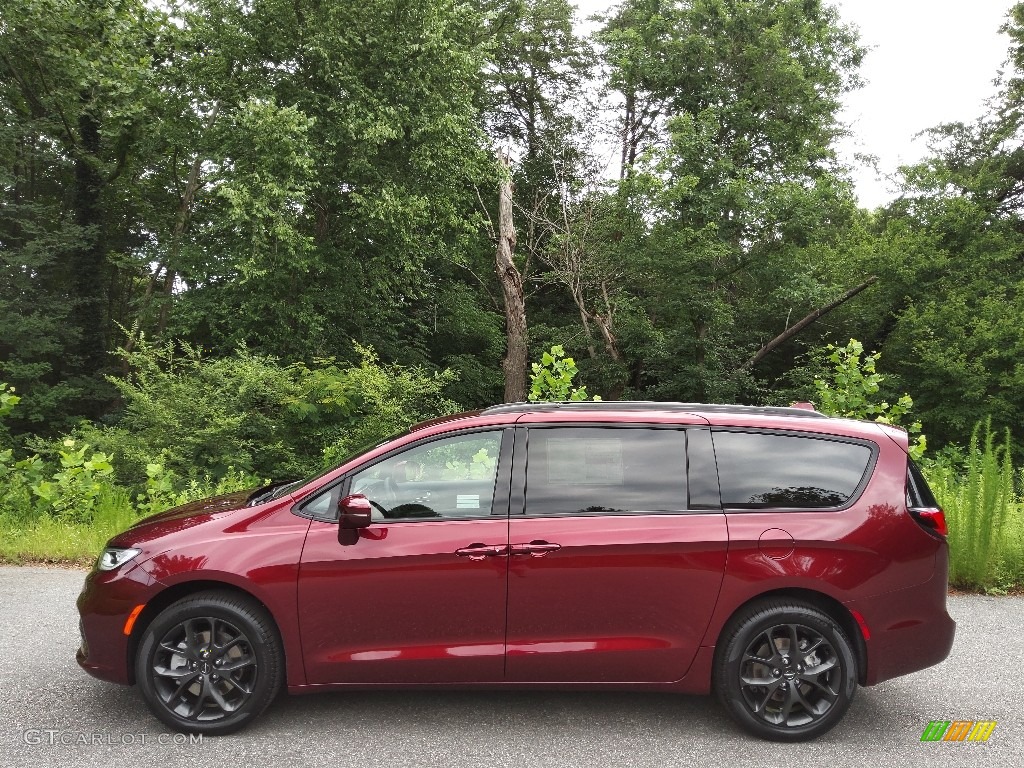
[135,591,282,735]
[714,600,858,741]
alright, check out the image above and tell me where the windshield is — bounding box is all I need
[267,430,410,501]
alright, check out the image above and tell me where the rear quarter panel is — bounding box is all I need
[700,419,943,647]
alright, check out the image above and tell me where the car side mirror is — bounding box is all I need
[338,494,372,546]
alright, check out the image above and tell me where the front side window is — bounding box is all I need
[713,431,873,509]
[348,431,503,520]
[524,427,687,515]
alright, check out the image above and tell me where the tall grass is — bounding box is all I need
[925,420,1022,591]
[0,466,262,565]
[0,486,140,565]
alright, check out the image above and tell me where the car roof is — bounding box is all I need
[479,401,828,419]
[407,401,886,435]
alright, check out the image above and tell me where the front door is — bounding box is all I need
[298,429,511,684]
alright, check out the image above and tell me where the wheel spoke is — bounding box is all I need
[800,636,825,660]
[217,655,256,674]
[790,684,817,720]
[751,680,783,713]
[780,684,799,722]
[159,641,186,656]
[741,675,778,687]
[207,681,234,713]
[804,658,838,676]
[214,634,246,659]
[222,675,253,695]
[169,671,200,703]
[186,676,210,719]
[183,619,202,656]
[786,624,800,657]
[799,674,839,700]
[153,664,196,680]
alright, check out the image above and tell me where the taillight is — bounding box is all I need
[910,507,948,537]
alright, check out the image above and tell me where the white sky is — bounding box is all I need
[574,0,1016,209]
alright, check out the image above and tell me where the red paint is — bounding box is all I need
[77,403,954,707]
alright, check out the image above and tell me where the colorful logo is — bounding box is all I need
[921,721,997,742]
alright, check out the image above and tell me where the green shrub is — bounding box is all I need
[813,339,926,460]
[90,338,460,487]
[319,343,460,465]
[90,339,321,486]
[528,345,601,403]
[925,419,1017,590]
[136,461,267,517]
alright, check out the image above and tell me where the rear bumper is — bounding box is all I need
[852,562,956,686]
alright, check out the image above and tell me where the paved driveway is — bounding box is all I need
[0,566,1020,768]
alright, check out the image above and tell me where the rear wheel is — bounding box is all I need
[714,600,857,741]
[135,591,282,735]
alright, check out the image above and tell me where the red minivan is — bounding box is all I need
[77,402,955,741]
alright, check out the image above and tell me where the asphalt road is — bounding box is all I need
[0,566,1021,768]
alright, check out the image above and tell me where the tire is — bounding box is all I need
[713,600,857,742]
[134,590,283,735]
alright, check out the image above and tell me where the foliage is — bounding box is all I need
[319,344,460,464]
[813,339,927,460]
[29,440,115,524]
[3,0,1024,587]
[528,345,599,402]
[925,421,1021,591]
[87,338,461,486]
[135,461,265,519]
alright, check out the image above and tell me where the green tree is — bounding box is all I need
[0,0,162,422]
[855,4,1024,451]
[598,0,866,402]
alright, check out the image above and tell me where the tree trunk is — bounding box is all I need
[620,87,635,179]
[496,152,528,402]
[741,277,879,370]
[125,102,221,353]
[70,102,108,383]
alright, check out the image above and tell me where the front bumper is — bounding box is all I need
[76,562,157,685]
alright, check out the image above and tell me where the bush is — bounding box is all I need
[813,339,926,460]
[319,344,460,464]
[925,419,1021,591]
[88,338,460,487]
[528,345,600,403]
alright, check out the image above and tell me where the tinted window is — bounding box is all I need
[907,460,938,508]
[713,431,872,509]
[525,428,687,515]
[686,428,721,508]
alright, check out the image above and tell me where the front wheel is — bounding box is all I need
[135,591,283,735]
[714,600,858,741]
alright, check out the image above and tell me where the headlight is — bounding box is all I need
[97,547,141,572]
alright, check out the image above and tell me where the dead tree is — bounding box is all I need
[496,151,528,402]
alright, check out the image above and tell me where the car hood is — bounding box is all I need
[109,489,256,548]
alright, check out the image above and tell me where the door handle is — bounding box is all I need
[455,543,507,561]
[510,540,561,557]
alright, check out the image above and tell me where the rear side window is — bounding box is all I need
[712,431,873,509]
[525,427,687,515]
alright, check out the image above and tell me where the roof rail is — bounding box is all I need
[479,401,828,418]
